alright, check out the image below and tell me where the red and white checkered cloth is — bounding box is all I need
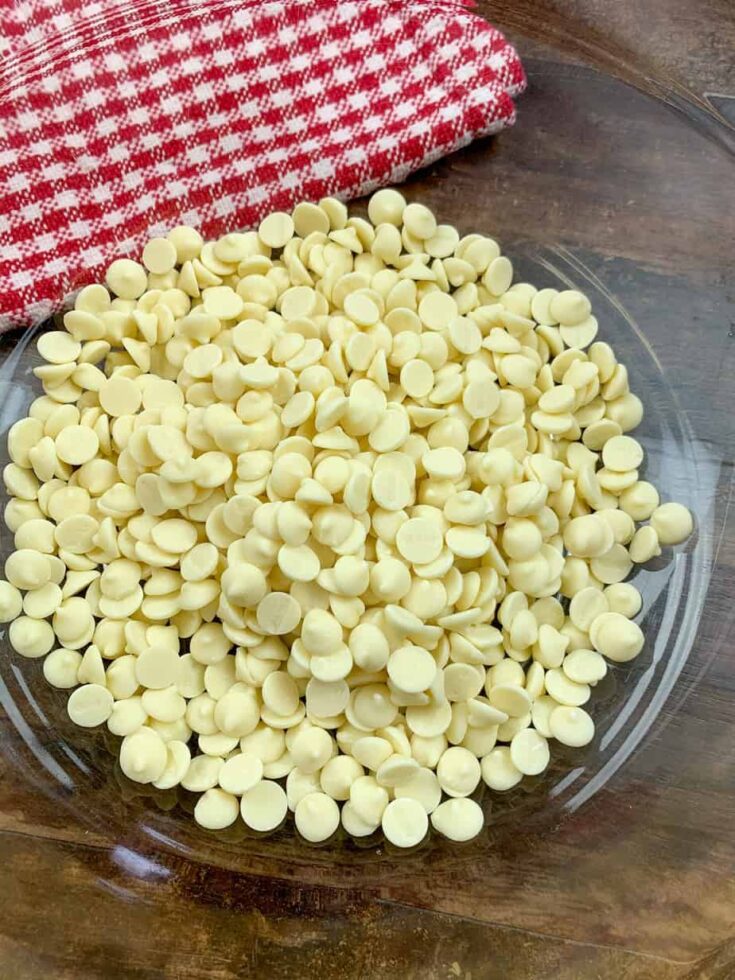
[0,0,525,329]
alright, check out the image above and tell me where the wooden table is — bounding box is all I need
[1,2,733,977]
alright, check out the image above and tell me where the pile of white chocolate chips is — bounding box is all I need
[1,190,694,846]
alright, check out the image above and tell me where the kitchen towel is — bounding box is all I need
[0,0,525,329]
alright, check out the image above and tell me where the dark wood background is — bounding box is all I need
[1,2,733,977]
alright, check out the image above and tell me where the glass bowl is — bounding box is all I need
[0,242,716,858]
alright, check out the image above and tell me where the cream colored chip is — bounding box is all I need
[344,290,380,326]
[445,526,489,560]
[9,616,55,658]
[549,705,595,747]
[257,592,301,635]
[371,468,412,511]
[289,727,332,774]
[650,502,693,545]
[106,258,148,299]
[394,767,442,814]
[418,292,457,331]
[0,580,23,622]
[168,225,204,263]
[400,358,434,399]
[376,755,419,789]
[68,684,113,727]
[480,746,522,791]
[151,519,198,554]
[628,524,661,568]
[395,517,443,565]
[484,256,513,295]
[436,746,481,798]
[142,378,185,410]
[487,684,531,718]
[194,788,239,830]
[136,644,180,689]
[292,201,330,237]
[387,645,436,694]
[142,237,177,275]
[6,549,51,590]
[601,435,644,472]
[258,211,295,249]
[431,797,484,841]
[43,647,83,689]
[38,331,82,365]
[563,649,607,685]
[99,376,142,417]
[278,544,320,582]
[590,612,644,662]
[218,752,264,795]
[381,797,428,848]
[463,380,500,419]
[549,290,591,326]
[545,668,590,707]
[510,729,550,776]
[120,728,168,783]
[202,285,244,319]
[351,736,392,771]
[55,425,99,465]
[151,739,191,789]
[604,582,642,618]
[449,316,482,354]
[351,684,397,731]
[281,390,315,428]
[403,202,436,240]
[425,224,460,259]
[181,754,223,791]
[619,481,659,521]
[368,188,406,226]
[560,316,598,349]
[23,582,62,619]
[295,792,341,842]
[569,587,609,633]
[423,446,465,481]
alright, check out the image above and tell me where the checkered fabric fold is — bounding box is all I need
[0,0,525,329]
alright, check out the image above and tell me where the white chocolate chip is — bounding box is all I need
[650,502,693,545]
[590,612,644,662]
[431,797,484,841]
[120,728,167,783]
[549,706,595,747]
[194,788,240,830]
[240,780,288,832]
[481,747,522,791]
[509,729,550,775]
[218,753,263,795]
[381,797,428,848]
[295,792,340,842]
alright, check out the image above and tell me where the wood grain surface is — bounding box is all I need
[481,0,735,107]
[1,2,734,978]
